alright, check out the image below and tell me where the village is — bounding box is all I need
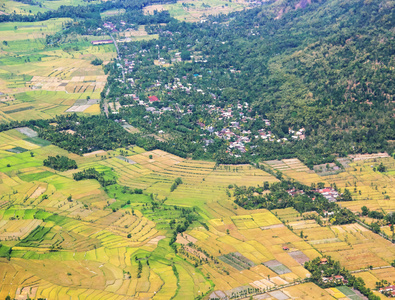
[106,43,308,156]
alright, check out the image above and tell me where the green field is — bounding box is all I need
[0,22,116,122]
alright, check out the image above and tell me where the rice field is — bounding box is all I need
[143,0,249,22]
[0,130,217,299]
[0,127,393,299]
[0,30,115,122]
[264,158,328,186]
[326,157,395,213]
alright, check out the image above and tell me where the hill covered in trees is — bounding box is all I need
[103,0,394,166]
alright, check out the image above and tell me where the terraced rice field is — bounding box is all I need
[0,31,115,122]
[264,158,327,186]
[1,127,394,299]
[326,157,395,213]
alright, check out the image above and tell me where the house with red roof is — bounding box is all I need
[148,96,159,102]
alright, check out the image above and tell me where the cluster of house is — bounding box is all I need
[124,57,136,73]
[289,127,306,140]
[286,187,340,202]
[380,285,395,297]
[286,189,305,197]
[322,275,348,285]
[102,22,117,32]
[315,188,340,202]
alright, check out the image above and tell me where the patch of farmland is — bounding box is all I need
[0,219,42,241]
[0,262,43,300]
[218,252,256,271]
[348,152,390,161]
[288,220,321,230]
[314,162,343,176]
[263,260,291,275]
[283,282,335,299]
[325,287,347,299]
[264,159,290,171]
[66,98,99,112]
[16,127,38,138]
[336,286,365,300]
[325,157,395,213]
[281,158,310,172]
[272,207,302,223]
[6,146,28,153]
[288,250,310,265]
[295,220,395,271]
[268,290,290,300]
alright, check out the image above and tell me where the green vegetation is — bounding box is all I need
[43,155,77,171]
[91,58,103,65]
[0,0,394,298]
[170,177,182,192]
[73,168,116,186]
[305,257,380,300]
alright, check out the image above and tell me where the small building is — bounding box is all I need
[148,96,159,103]
[91,40,114,45]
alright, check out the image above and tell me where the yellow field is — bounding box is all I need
[328,157,395,213]
[0,31,116,122]
[143,0,249,22]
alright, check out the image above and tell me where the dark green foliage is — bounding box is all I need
[305,257,381,300]
[234,180,356,224]
[377,162,386,173]
[0,0,174,23]
[170,177,183,192]
[91,58,103,65]
[73,168,116,187]
[43,155,77,171]
[180,50,190,61]
[103,0,395,166]
[361,206,384,219]
[137,260,143,278]
[340,189,353,201]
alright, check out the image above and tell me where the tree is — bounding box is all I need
[341,189,352,201]
[91,58,103,65]
[377,162,386,172]
[361,206,369,216]
[180,50,190,61]
[263,181,270,190]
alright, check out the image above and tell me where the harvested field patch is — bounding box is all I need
[16,127,38,137]
[288,250,310,265]
[263,260,291,275]
[218,252,256,271]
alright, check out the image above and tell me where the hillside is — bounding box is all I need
[0,0,394,299]
[101,0,394,166]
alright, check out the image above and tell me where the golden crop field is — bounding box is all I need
[327,157,395,213]
[0,27,116,122]
[143,0,249,22]
[0,127,394,299]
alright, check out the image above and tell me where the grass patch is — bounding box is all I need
[19,171,54,182]
[24,137,51,147]
[6,146,28,153]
